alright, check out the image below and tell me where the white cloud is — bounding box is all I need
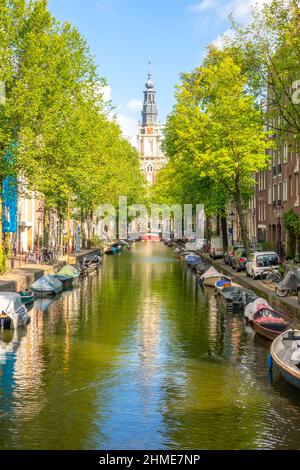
[99,85,112,102]
[127,99,143,112]
[188,0,219,13]
[117,114,138,148]
[212,28,234,48]
[188,0,273,23]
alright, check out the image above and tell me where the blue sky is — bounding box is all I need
[48,0,268,145]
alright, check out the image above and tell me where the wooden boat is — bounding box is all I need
[251,307,294,341]
[219,286,257,309]
[0,293,29,329]
[200,267,231,287]
[18,289,34,304]
[271,329,300,390]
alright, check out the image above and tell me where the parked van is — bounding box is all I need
[210,237,223,259]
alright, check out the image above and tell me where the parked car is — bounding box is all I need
[231,249,248,272]
[210,237,223,259]
[224,245,244,266]
[246,251,280,280]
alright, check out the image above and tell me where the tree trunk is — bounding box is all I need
[80,209,86,249]
[221,216,228,252]
[216,215,220,236]
[206,217,211,241]
[235,199,250,257]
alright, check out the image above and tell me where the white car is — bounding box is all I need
[246,251,280,280]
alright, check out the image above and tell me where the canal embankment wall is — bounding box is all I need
[0,248,101,293]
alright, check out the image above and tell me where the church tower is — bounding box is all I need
[137,61,166,185]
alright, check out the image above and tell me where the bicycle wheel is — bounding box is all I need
[275,287,289,297]
[260,270,272,284]
[263,272,276,285]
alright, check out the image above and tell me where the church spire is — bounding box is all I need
[142,60,158,126]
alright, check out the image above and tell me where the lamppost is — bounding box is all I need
[229,211,235,246]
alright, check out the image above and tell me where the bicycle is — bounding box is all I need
[260,266,282,285]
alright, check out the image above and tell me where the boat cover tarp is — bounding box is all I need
[31,275,62,294]
[244,298,271,321]
[57,265,80,279]
[201,267,222,279]
[0,293,28,328]
[277,268,300,291]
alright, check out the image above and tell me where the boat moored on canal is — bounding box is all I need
[17,289,35,305]
[271,329,300,390]
[31,275,63,297]
[218,285,257,309]
[250,307,294,341]
[200,266,231,287]
[0,293,29,329]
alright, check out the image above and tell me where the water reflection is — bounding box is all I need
[0,243,300,450]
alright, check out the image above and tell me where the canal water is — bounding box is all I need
[0,242,300,450]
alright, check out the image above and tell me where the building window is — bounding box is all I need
[283,144,288,163]
[268,185,272,205]
[147,165,153,173]
[283,180,288,202]
[289,175,293,197]
[278,182,282,205]
[273,184,276,201]
[296,175,299,197]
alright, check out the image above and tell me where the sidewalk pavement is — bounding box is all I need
[200,253,300,319]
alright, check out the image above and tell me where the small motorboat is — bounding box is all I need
[54,264,81,287]
[17,289,35,305]
[196,262,209,275]
[244,298,271,322]
[0,293,29,329]
[180,251,193,260]
[116,240,131,250]
[56,265,81,280]
[270,329,300,390]
[52,273,74,288]
[31,275,63,296]
[200,267,231,287]
[111,243,122,253]
[215,279,235,293]
[185,254,201,266]
[250,307,294,341]
[81,255,102,273]
[219,286,257,309]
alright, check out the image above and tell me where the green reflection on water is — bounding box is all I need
[0,242,300,450]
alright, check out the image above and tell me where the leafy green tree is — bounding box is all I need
[161,52,272,254]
